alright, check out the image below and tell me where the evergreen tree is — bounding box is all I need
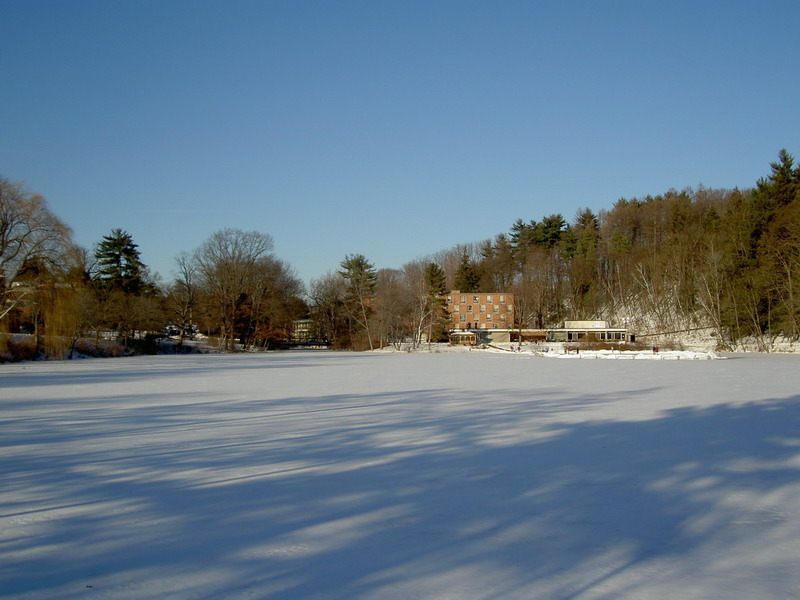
[94,229,147,294]
[424,262,447,296]
[424,262,449,342]
[478,234,516,290]
[534,214,567,249]
[509,218,536,260]
[339,254,377,301]
[339,254,378,349]
[573,208,600,256]
[454,251,481,292]
[751,150,800,339]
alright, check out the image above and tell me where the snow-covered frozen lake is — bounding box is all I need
[3,351,800,599]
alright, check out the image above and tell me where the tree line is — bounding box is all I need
[0,187,305,357]
[2,149,799,357]
[309,149,800,351]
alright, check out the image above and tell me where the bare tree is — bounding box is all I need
[401,260,430,348]
[309,272,348,348]
[239,256,303,349]
[166,252,198,346]
[0,177,72,321]
[398,260,449,348]
[194,229,274,351]
[514,247,564,331]
[373,268,414,349]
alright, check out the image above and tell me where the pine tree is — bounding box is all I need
[424,262,449,342]
[94,229,147,294]
[454,251,481,292]
[534,214,567,249]
[424,262,447,296]
[339,254,378,349]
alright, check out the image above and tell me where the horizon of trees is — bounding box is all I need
[2,149,799,356]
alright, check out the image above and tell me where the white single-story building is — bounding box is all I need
[546,320,634,343]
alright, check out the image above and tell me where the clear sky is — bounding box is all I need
[2,0,799,286]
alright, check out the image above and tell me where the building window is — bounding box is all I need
[493,305,499,313]
[479,304,485,312]
[486,313,493,321]
[453,305,460,313]
[473,295,480,303]
[460,295,466,303]
[500,314,506,322]
[467,305,473,312]
[447,296,452,304]
[486,295,492,303]
[499,295,505,303]
[460,314,466,322]
[600,331,624,341]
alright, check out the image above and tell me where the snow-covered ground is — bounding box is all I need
[2,351,800,599]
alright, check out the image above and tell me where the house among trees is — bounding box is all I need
[288,318,329,347]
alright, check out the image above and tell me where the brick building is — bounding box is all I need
[445,290,515,331]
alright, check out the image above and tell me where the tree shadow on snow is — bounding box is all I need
[3,382,800,599]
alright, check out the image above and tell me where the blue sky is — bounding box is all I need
[2,0,799,286]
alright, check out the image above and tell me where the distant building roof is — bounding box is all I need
[563,320,610,329]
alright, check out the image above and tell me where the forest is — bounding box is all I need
[1,150,799,358]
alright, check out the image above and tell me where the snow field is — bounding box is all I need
[2,351,800,599]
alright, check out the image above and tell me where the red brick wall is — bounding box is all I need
[445,291,514,330]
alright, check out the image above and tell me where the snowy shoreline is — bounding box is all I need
[375,342,721,360]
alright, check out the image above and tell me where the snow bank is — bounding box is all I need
[535,348,720,360]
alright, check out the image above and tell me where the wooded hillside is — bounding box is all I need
[2,150,799,355]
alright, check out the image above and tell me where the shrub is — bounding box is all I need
[0,335,40,362]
